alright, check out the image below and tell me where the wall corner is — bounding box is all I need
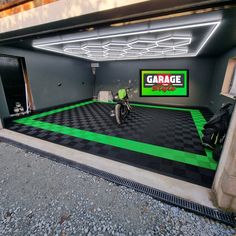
[212,104,236,212]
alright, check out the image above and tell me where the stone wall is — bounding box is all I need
[213,104,236,211]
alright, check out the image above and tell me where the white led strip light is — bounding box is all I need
[62,36,191,59]
[33,21,221,61]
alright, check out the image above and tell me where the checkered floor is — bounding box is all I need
[6,101,216,188]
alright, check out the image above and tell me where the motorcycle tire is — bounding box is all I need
[115,103,122,125]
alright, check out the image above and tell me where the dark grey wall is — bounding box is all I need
[95,57,216,107]
[208,47,236,113]
[1,44,234,122]
[0,46,94,118]
[0,76,10,119]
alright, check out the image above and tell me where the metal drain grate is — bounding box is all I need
[1,137,235,227]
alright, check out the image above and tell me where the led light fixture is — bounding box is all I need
[33,20,221,61]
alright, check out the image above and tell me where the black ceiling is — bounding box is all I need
[201,7,236,56]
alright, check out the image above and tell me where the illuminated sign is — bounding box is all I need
[140,70,189,97]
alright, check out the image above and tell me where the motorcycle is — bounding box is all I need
[111,88,132,125]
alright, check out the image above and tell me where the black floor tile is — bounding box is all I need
[6,103,216,188]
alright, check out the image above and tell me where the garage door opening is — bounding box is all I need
[0,1,236,216]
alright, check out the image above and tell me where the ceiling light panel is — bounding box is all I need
[33,20,220,61]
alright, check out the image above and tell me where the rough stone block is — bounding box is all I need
[216,183,232,209]
[221,172,236,197]
[226,155,236,177]
[231,198,236,212]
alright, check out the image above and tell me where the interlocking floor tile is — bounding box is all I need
[6,101,216,188]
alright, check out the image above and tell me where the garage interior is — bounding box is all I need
[0,0,236,217]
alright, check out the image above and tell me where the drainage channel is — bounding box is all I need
[0,137,235,227]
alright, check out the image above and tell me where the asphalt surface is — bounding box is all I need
[0,141,235,236]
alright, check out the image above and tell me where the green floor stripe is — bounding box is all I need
[28,100,94,119]
[15,118,217,170]
[14,100,217,170]
[97,100,212,158]
[97,100,197,112]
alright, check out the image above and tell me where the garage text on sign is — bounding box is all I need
[140,70,188,97]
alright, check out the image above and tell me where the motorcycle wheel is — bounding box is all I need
[115,104,122,125]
